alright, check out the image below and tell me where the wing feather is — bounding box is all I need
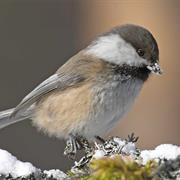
[11,52,104,118]
[11,73,85,118]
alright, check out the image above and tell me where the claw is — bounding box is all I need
[64,135,81,159]
[64,135,91,159]
[126,133,139,143]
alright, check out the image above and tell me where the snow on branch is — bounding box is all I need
[0,135,180,179]
[0,149,66,179]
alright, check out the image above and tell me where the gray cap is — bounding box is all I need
[105,24,159,65]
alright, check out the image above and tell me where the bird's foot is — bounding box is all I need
[64,135,92,159]
[64,135,81,159]
[126,133,139,143]
[77,136,93,154]
[71,138,93,172]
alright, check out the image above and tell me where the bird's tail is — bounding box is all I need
[0,108,29,129]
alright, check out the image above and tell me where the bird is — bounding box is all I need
[0,24,162,157]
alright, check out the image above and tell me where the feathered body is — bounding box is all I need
[33,51,148,138]
[0,24,161,142]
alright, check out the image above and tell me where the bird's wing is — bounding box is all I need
[11,52,105,118]
[11,66,86,118]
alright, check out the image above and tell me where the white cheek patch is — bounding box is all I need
[86,34,147,66]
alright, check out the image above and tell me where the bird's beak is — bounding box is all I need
[147,62,163,75]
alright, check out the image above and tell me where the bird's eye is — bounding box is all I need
[137,49,145,57]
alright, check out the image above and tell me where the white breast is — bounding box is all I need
[80,78,143,138]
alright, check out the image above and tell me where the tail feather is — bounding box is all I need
[0,108,29,129]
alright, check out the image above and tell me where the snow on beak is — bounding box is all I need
[147,62,163,75]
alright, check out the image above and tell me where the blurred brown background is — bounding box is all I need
[0,0,179,171]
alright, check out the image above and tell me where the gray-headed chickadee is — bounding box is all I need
[0,24,162,156]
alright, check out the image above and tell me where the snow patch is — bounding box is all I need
[141,144,180,164]
[0,149,67,179]
[44,169,67,180]
[0,149,37,178]
[93,149,106,159]
[113,137,136,155]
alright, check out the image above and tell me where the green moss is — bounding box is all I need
[79,156,158,180]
